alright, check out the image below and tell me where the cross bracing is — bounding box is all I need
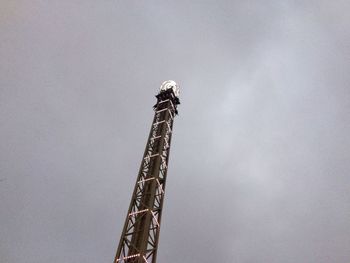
[114,86,180,263]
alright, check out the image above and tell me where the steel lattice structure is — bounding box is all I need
[114,81,180,263]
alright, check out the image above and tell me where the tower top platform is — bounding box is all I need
[160,80,180,98]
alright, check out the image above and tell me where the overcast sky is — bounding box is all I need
[1,1,350,262]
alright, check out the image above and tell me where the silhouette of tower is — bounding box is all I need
[114,80,180,263]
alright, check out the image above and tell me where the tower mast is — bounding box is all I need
[114,80,180,263]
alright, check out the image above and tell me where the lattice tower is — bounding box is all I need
[114,80,180,263]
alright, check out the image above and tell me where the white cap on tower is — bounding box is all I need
[160,80,180,98]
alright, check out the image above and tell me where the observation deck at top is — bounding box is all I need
[159,80,180,98]
[156,80,180,114]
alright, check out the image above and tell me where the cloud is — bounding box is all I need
[1,1,349,262]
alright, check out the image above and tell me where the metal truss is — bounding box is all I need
[114,89,180,263]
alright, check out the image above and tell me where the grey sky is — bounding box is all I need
[1,1,350,262]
